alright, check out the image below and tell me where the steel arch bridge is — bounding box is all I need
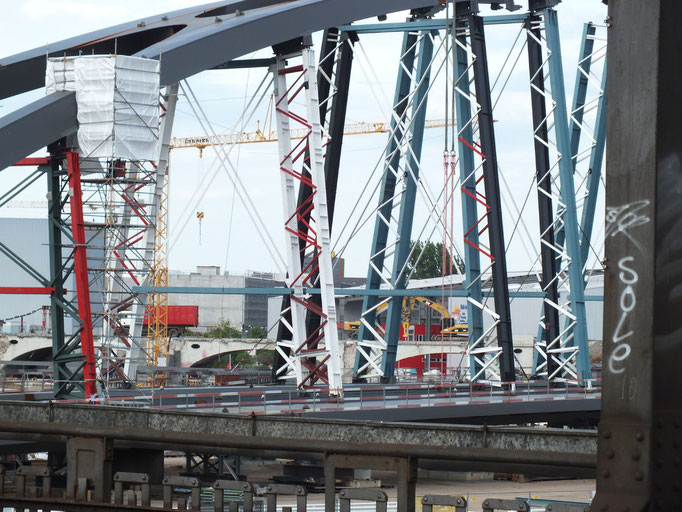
[0,0,607,399]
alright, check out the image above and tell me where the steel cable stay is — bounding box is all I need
[178,80,287,274]
[330,35,446,262]
[361,35,455,271]
[171,76,275,249]
[393,35,474,283]
[167,71,274,255]
[221,54,259,315]
[331,31,469,264]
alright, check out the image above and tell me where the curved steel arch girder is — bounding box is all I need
[0,0,439,171]
[0,0,291,100]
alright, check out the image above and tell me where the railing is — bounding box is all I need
[46,378,601,415]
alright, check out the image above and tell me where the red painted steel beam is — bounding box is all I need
[65,151,98,399]
[0,287,54,294]
[0,287,62,294]
[14,157,51,166]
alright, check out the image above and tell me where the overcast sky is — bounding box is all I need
[0,0,608,280]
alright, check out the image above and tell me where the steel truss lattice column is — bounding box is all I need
[304,29,355,338]
[574,26,607,272]
[381,31,435,380]
[272,29,355,382]
[526,13,561,380]
[532,19,607,378]
[527,8,590,381]
[453,11,515,383]
[454,19,485,378]
[353,29,432,382]
[272,46,343,396]
[41,143,98,399]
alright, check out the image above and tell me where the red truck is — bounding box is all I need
[143,305,199,337]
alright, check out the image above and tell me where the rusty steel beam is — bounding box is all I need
[592,0,682,509]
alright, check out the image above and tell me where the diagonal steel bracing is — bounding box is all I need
[453,19,485,380]
[353,29,423,382]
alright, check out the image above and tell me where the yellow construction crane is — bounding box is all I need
[146,165,170,375]
[170,115,449,155]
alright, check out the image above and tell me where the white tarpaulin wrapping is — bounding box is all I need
[46,57,75,93]
[46,55,160,161]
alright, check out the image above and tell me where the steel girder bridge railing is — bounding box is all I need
[0,0,606,398]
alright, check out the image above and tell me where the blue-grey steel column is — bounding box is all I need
[544,9,590,381]
[354,31,418,379]
[454,20,484,376]
[578,56,607,268]
[469,14,515,382]
[569,23,596,174]
[380,31,435,381]
[552,22,595,256]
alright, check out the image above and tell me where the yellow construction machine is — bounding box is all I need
[342,296,468,341]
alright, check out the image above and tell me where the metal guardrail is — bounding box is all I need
[36,379,600,416]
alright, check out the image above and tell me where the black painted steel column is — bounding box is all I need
[525,14,559,378]
[468,14,515,382]
[592,0,682,508]
[47,151,68,398]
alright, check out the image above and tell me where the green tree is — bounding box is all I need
[406,240,464,279]
[248,326,267,339]
[208,349,275,369]
[253,349,275,368]
[203,320,242,338]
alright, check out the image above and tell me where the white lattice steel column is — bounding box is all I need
[302,47,343,394]
[272,56,306,387]
[272,47,343,396]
